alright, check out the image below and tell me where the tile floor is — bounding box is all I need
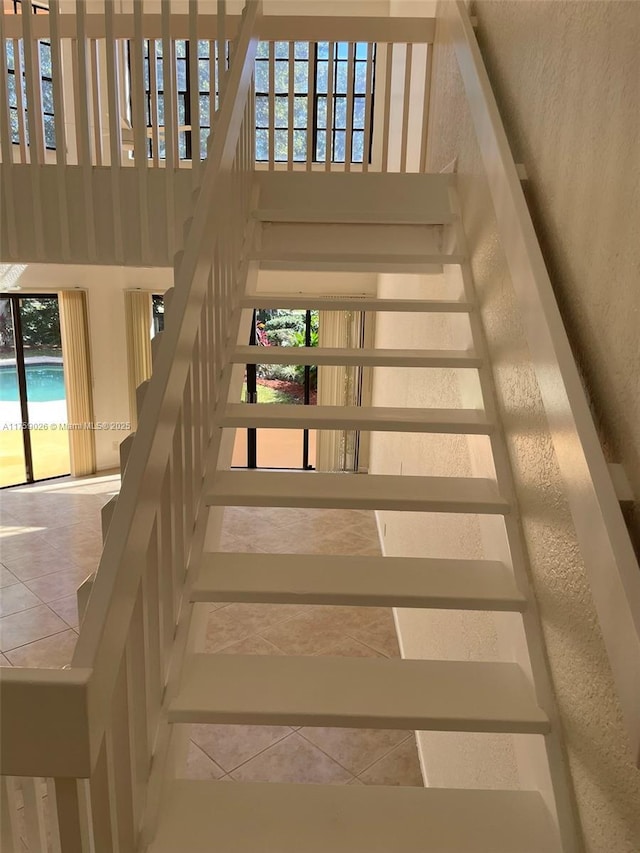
[0,477,423,787]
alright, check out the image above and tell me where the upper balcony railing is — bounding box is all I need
[0,2,435,264]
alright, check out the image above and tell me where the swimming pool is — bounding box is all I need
[0,363,66,403]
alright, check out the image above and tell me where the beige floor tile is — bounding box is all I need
[214,635,285,655]
[0,535,61,565]
[24,566,93,603]
[347,613,401,658]
[0,564,19,588]
[0,582,43,617]
[298,727,411,775]
[181,742,226,781]
[47,594,80,629]
[357,736,423,786]
[5,629,78,667]
[230,733,353,784]
[204,603,303,653]
[2,548,77,581]
[260,611,349,656]
[316,636,388,659]
[0,604,68,652]
[191,724,292,773]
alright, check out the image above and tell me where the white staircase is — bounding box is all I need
[144,172,574,852]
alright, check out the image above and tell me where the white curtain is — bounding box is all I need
[58,290,96,476]
[316,310,364,472]
[124,290,153,429]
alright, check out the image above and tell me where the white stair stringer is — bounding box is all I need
[444,186,582,851]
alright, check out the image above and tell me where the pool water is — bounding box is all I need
[0,364,66,403]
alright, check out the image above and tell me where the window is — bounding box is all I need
[255,41,374,164]
[141,39,225,161]
[137,39,374,164]
[6,1,54,150]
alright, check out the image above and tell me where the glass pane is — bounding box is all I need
[19,297,70,482]
[256,42,269,60]
[43,113,55,148]
[355,42,369,61]
[334,96,346,130]
[355,60,367,95]
[255,94,269,128]
[293,129,306,161]
[0,299,27,487]
[335,60,348,94]
[152,294,164,337]
[8,74,17,108]
[255,128,268,161]
[199,93,210,127]
[336,42,349,61]
[200,127,210,159]
[294,42,309,60]
[6,41,15,72]
[352,130,364,163]
[41,78,54,113]
[293,95,307,128]
[274,96,288,129]
[39,40,51,76]
[198,40,210,59]
[334,129,346,162]
[198,58,210,91]
[275,41,288,59]
[317,42,329,60]
[274,128,287,160]
[353,97,365,130]
[274,60,288,93]
[316,95,327,130]
[231,426,248,467]
[294,60,308,94]
[257,428,302,469]
[316,60,328,94]
[315,133,326,162]
[255,59,268,92]
[176,58,187,91]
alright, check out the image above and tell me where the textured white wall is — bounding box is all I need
[420,8,640,851]
[472,0,640,553]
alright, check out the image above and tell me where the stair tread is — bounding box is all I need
[191,553,527,611]
[150,781,561,853]
[241,295,473,312]
[222,404,494,434]
[232,345,482,368]
[206,471,510,514]
[169,654,549,733]
[253,208,456,225]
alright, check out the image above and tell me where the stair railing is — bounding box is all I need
[442,0,640,768]
[0,2,261,851]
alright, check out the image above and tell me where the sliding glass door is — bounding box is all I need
[0,294,70,487]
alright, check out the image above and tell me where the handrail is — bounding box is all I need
[443,0,640,766]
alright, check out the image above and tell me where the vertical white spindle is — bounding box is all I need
[159,465,175,661]
[400,43,413,173]
[362,43,374,174]
[49,1,71,259]
[89,738,115,853]
[21,3,45,161]
[0,8,18,256]
[207,269,216,417]
[104,0,124,262]
[382,43,393,172]
[171,416,186,588]
[53,779,86,853]
[182,379,194,531]
[192,336,203,482]
[46,778,63,853]
[217,0,226,99]
[132,0,150,262]
[420,44,433,173]
[209,36,216,122]
[125,587,150,831]
[107,655,136,853]
[22,777,48,853]
[161,0,176,254]
[268,40,274,169]
[20,6,46,256]
[143,522,162,739]
[345,42,355,171]
[325,42,334,170]
[1,777,21,851]
[74,0,96,259]
[287,40,294,169]
[306,41,315,170]
[90,40,102,166]
[12,39,28,162]
[189,0,200,182]
[148,38,160,167]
